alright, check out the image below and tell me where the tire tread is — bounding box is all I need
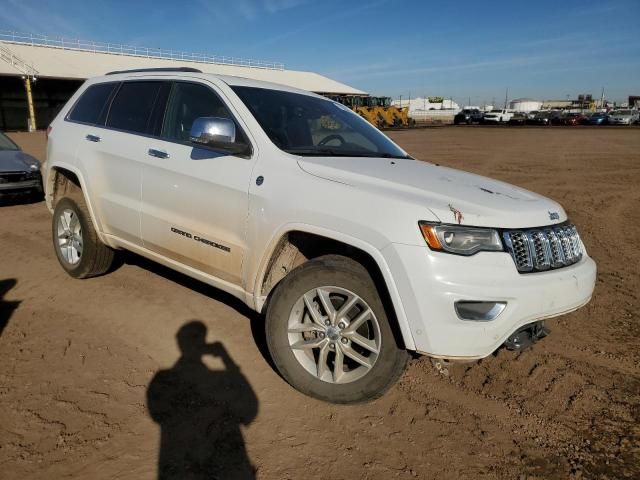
[266,254,409,404]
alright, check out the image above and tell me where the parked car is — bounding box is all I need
[529,111,563,126]
[508,112,528,125]
[608,109,639,125]
[0,130,43,199]
[454,109,483,125]
[588,112,609,125]
[482,109,514,124]
[563,113,589,126]
[43,68,597,403]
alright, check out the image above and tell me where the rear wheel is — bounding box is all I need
[52,196,115,278]
[266,255,409,403]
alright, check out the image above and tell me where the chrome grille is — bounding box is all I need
[504,224,583,273]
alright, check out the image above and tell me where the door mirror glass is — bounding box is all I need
[190,117,249,155]
[191,116,235,143]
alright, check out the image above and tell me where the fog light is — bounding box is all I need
[455,301,506,321]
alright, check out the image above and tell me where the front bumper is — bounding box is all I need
[383,243,597,359]
[0,178,42,193]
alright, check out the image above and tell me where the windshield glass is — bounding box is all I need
[231,86,409,158]
[0,132,19,151]
[614,110,632,115]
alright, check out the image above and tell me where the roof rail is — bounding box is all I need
[106,67,202,75]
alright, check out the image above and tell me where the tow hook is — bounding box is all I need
[504,321,549,351]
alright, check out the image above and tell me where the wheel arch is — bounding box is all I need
[254,226,416,350]
[46,164,109,245]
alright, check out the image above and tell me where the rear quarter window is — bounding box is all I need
[67,83,118,125]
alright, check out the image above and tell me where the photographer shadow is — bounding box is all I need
[0,279,20,337]
[147,321,258,480]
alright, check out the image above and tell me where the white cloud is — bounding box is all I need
[0,0,83,36]
[197,0,308,22]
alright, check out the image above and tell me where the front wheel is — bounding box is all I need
[266,255,409,403]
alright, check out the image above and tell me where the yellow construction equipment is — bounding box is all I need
[325,94,413,129]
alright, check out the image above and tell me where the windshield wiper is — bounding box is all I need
[284,148,339,156]
[284,148,411,159]
[377,152,413,159]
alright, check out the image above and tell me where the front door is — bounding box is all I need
[140,80,255,287]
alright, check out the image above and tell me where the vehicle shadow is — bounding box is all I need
[0,278,20,336]
[147,321,259,480]
[121,252,274,369]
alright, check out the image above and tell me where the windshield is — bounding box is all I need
[490,109,502,113]
[231,86,410,159]
[0,132,20,151]
[614,110,632,115]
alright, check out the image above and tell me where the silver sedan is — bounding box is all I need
[0,131,43,198]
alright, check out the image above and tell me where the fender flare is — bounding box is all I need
[253,223,417,350]
[46,162,111,247]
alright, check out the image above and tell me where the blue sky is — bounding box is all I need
[1,0,638,104]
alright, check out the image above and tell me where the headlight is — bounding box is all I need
[418,222,503,255]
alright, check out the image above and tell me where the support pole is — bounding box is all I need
[24,76,36,131]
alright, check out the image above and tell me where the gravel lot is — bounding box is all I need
[1,127,639,479]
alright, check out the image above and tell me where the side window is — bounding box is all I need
[106,82,164,134]
[162,82,233,142]
[147,83,172,137]
[68,83,117,125]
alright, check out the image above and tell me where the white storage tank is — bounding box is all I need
[509,98,542,112]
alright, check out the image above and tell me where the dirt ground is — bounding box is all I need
[1,127,639,480]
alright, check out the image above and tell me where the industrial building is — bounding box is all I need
[0,31,365,131]
[508,98,542,112]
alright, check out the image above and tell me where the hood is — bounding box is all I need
[0,150,40,172]
[297,156,566,228]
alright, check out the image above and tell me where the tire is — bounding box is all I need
[52,196,115,279]
[266,255,409,404]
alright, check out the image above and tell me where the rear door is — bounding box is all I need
[140,80,255,287]
[74,80,170,245]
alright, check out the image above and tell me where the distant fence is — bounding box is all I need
[0,30,285,70]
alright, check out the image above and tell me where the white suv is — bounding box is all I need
[43,68,596,403]
[482,109,514,123]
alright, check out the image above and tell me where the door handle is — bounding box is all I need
[85,134,101,142]
[148,148,169,159]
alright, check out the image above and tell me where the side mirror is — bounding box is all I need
[189,117,250,155]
